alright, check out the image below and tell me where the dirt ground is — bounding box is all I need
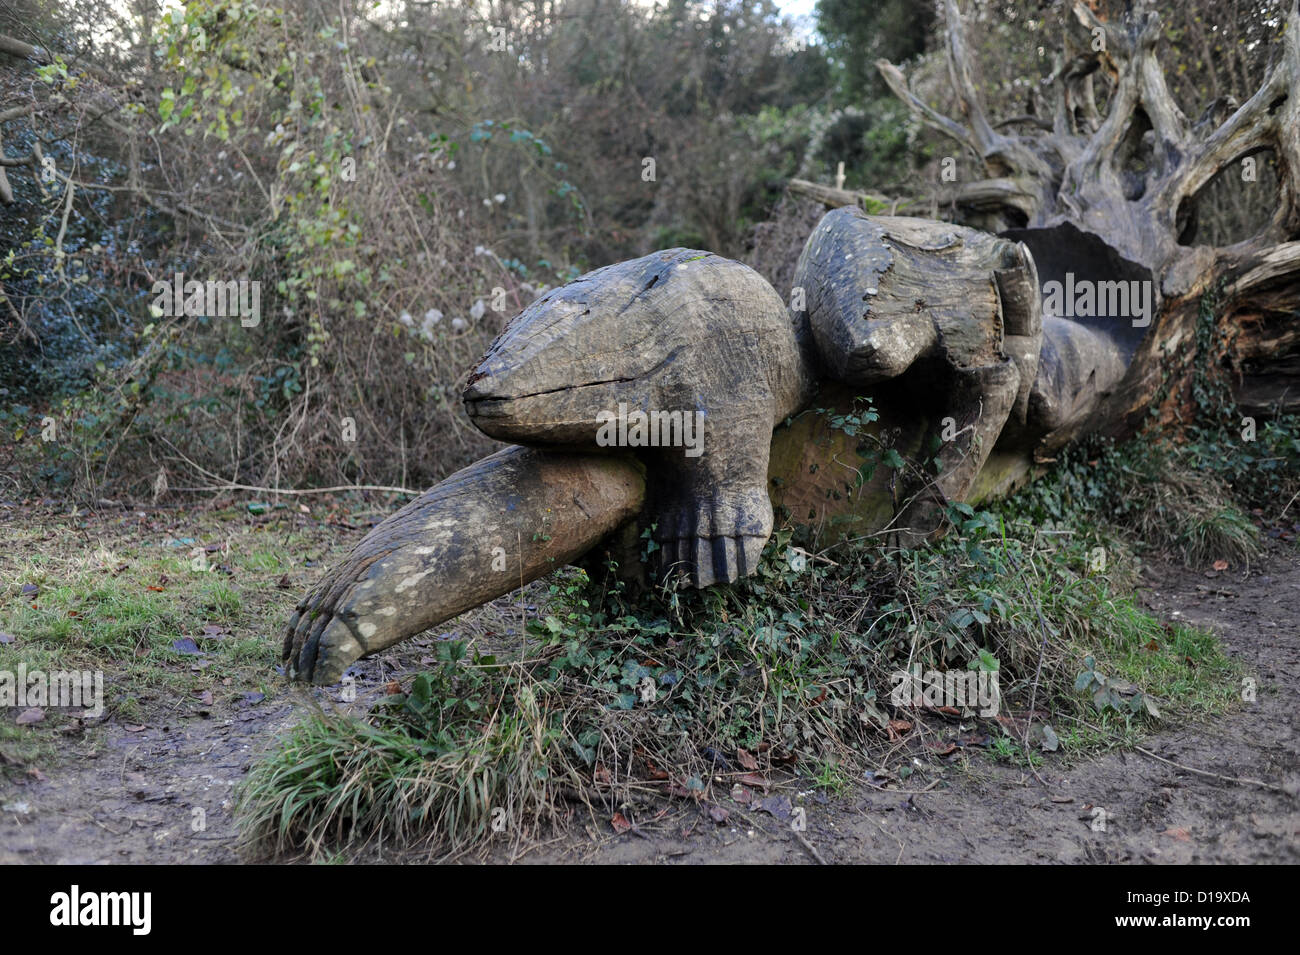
[2,536,1297,864]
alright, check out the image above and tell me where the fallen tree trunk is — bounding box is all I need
[787,176,1039,222]
[869,0,1300,440]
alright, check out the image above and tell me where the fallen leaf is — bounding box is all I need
[738,772,769,791]
[172,638,202,655]
[19,584,37,596]
[201,624,228,636]
[736,747,758,771]
[730,783,752,804]
[383,680,402,696]
[1161,827,1192,842]
[926,741,957,756]
[611,812,633,834]
[887,718,913,740]
[195,690,214,705]
[1040,724,1060,752]
[756,795,793,821]
[643,757,669,781]
[0,632,14,644]
[1050,795,1075,804]
[124,724,147,732]
[1212,559,1229,571]
[707,804,730,824]
[241,692,265,705]
[15,708,43,725]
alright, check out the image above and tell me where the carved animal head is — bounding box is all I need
[463,248,808,449]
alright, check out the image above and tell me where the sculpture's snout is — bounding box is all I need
[463,368,500,402]
[463,368,522,430]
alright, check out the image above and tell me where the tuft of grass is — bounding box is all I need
[1019,438,1261,569]
[237,643,556,859]
[1105,620,1240,718]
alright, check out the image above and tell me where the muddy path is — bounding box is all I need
[3,544,1297,865]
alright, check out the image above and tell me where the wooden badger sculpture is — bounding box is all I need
[284,208,1125,684]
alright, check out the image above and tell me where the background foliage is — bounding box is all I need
[0,0,1288,498]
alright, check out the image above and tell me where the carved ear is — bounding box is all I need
[795,208,933,383]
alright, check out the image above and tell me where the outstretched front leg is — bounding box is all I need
[462,247,812,591]
[282,447,644,684]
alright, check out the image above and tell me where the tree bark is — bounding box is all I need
[868,0,1300,443]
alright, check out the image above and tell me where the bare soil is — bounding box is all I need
[3,538,1297,865]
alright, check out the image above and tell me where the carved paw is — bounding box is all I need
[651,483,773,587]
[282,581,369,686]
